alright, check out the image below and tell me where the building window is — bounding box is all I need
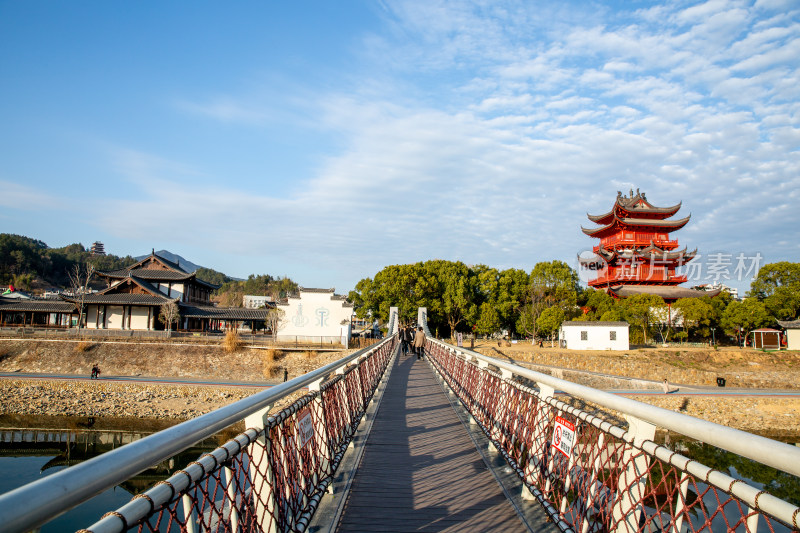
[581,331,588,341]
[610,331,617,341]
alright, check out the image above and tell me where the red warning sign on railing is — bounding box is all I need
[298,408,314,448]
[551,416,575,457]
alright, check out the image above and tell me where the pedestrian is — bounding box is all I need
[283,368,289,382]
[413,326,426,360]
[403,325,413,356]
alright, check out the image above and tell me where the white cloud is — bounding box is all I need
[40,0,799,291]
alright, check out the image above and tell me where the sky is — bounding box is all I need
[1,0,798,295]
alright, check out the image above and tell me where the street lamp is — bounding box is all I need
[711,327,716,346]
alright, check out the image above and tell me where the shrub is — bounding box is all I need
[223,331,243,353]
[74,341,92,353]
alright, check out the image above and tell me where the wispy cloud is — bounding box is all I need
[41,0,799,291]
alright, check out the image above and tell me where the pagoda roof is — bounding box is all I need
[608,285,721,301]
[596,242,697,264]
[587,190,682,224]
[582,214,691,238]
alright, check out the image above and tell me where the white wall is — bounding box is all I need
[156,282,183,300]
[782,329,798,350]
[560,323,629,350]
[86,306,99,329]
[106,306,124,329]
[130,307,151,330]
[277,290,352,340]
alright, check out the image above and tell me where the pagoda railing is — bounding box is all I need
[599,235,679,248]
[589,271,688,286]
[424,338,800,533]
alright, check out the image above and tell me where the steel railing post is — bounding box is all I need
[611,414,656,533]
[223,465,239,533]
[244,405,277,533]
[309,379,333,493]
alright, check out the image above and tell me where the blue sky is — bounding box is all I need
[2,0,798,295]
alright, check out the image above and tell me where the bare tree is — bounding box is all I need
[264,308,286,341]
[159,301,181,335]
[68,263,94,331]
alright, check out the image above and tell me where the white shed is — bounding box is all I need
[559,321,629,351]
[778,320,799,350]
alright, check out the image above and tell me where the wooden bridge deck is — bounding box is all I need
[335,350,529,532]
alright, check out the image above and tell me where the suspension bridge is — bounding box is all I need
[0,307,798,532]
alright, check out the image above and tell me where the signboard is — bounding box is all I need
[298,408,314,448]
[551,416,576,457]
[457,332,463,347]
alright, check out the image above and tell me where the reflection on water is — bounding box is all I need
[658,436,800,532]
[0,416,236,532]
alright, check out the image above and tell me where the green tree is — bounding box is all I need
[494,268,529,333]
[518,260,579,340]
[620,293,665,344]
[672,297,714,340]
[583,289,615,320]
[537,307,565,346]
[749,262,800,320]
[437,260,479,336]
[721,298,773,345]
[475,302,501,336]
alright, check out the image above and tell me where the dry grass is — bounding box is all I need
[222,331,244,353]
[261,349,281,378]
[303,350,318,359]
[74,341,92,353]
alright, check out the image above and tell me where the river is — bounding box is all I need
[1,417,798,532]
[0,415,232,532]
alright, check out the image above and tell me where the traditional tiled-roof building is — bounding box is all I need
[61,251,272,331]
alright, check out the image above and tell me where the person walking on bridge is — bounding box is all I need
[402,325,413,356]
[413,326,426,360]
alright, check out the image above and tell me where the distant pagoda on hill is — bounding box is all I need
[582,189,717,302]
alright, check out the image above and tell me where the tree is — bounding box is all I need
[749,262,800,320]
[475,302,501,337]
[721,298,773,345]
[434,260,478,337]
[518,260,579,341]
[494,268,529,333]
[584,289,616,320]
[672,297,714,340]
[67,262,94,331]
[265,308,286,341]
[536,307,565,347]
[159,301,181,334]
[620,293,665,344]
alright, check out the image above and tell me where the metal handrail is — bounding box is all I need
[429,338,800,479]
[0,337,394,533]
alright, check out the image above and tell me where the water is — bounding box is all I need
[0,416,231,532]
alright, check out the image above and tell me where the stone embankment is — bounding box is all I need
[0,379,260,420]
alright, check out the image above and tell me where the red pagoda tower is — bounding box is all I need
[582,189,714,302]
